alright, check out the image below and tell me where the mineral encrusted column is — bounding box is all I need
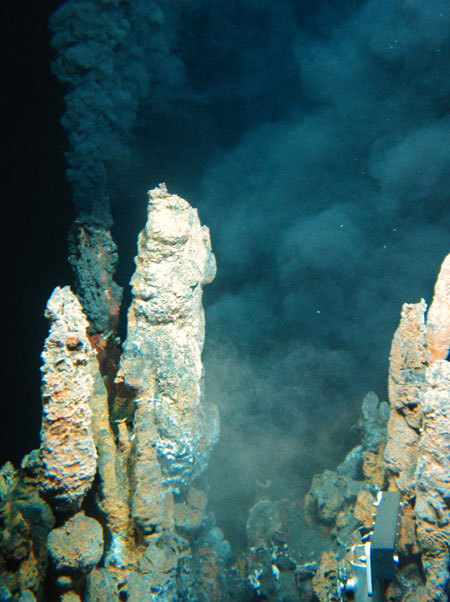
[68,222,123,336]
[383,299,427,492]
[87,353,132,565]
[117,184,219,492]
[39,286,97,510]
[414,360,450,602]
[426,253,450,363]
[382,252,450,598]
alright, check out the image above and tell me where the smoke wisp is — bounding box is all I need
[50,0,449,546]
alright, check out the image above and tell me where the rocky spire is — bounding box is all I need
[117,183,219,491]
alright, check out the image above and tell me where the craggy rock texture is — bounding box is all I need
[223,254,450,602]
[0,459,54,601]
[173,486,208,533]
[306,391,389,543]
[5,184,447,601]
[306,253,450,602]
[130,400,171,542]
[1,187,227,601]
[414,360,450,602]
[381,301,428,562]
[311,553,340,602]
[117,183,219,490]
[47,511,104,572]
[39,286,97,511]
[86,353,132,566]
[384,300,427,488]
[68,222,122,335]
[426,253,450,363]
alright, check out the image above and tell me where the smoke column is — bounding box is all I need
[50,0,449,545]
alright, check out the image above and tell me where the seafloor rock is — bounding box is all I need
[38,286,97,511]
[246,500,283,549]
[2,186,225,601]
[359,390,390,453]
[117,183,219,490]
[173,486,208,533]
[307,469,364,526]
[47,511,104,572]
[383,300,427,490]
[86,353,132,565]
[0,460,54,601]
[17,591,37,602]
[85,567,120,601]
[68,222,123,335]
[426,253,450,363]
[306,392,389,532]
[178,528,231,602]
[308,253,450,602]
[311,552,340,602]
[414,360,450,602]
[131,400,171,541]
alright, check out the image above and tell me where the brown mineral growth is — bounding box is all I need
[426,252,450,363]
[0,458,54,600]
[383,300,427,490]
[130,400,170,541]
[39,286,97,511]
[68,221,123,336]
[308,253,450,602]
[312,552,340,602]
[414,360,450,602]
[86,353,133,565]
[117,183,219,491]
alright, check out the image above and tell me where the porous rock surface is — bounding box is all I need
[306,253,450,602]
[0,458,54,600]
[86,352,132,565]
[426,253,450,363]
[39,286,97,510]
[68,222,123,335]
[47,511,104,571]
[117,183,219,490]
[414,360,450,602]
[383,299,427,487]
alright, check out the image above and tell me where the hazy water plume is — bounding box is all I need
[50,0,449,544]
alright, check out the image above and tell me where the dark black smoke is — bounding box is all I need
[49,0,186,226]
[50,0,449,547]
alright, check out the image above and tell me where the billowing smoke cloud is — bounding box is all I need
[50,0,186,226]
[51,0,449,545]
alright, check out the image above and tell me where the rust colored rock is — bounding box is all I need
[395,499,419,556]
[131,400,171,541]
[174,487,208,533]
[426,253,450,364]
[362,449,384,487]
[87,354,132,566]
[0,460,54,601]
[47,511,104,571]
[68,222,122,335]
[304,254,450,602]
[387,300,428,415]
[39,286,97,510]
[88,333,121,396]
[353,489,376,528]
[414,360,450,602]
[384,412,420,480]
[117,184,219,490]
[311,552,340,602]
[61,593,82,602]
[383,300,427,489]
